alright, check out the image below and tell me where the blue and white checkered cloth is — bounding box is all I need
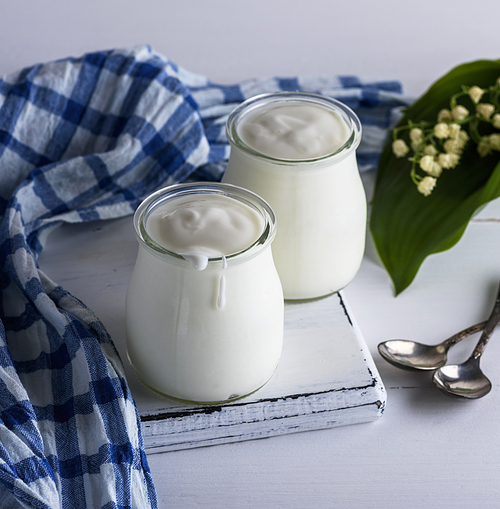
[0,45,409,508]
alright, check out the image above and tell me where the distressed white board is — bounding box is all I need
[38,217,386,454]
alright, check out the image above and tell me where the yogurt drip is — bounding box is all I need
[146,194,263,308]
[217,255,228,309]
[237,103,349,160]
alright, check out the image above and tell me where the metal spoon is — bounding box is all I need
[432,285,500,399]
[378,321,486,371]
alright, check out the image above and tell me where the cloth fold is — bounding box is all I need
[0,45,409,508]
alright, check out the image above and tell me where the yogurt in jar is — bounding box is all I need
[146,193,263,272]
[125,183,284,404]
[223,92,366,300]
[237,103,349,160]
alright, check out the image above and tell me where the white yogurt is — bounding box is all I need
[125,183,284,404]
[237,103,349,160]
[146,194,263,263]
[223,92,366,300]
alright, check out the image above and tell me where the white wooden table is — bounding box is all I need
[2,1,500,507]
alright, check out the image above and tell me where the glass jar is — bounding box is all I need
[125,182,284,404]
[223,92,366,300]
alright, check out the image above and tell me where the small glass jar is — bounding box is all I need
[223,92,366,300]
[125,182,284,404]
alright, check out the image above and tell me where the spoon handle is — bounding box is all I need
[471,284,500,360]
[442,321,487,348]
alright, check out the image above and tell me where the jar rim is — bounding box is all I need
[133,182,277,265]
[226,91,362,165]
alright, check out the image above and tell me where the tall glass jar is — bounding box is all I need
[223,92,366,300]
[125,183,284,404]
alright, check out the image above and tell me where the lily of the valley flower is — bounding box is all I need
[424,144,438,156]
[419,155,442,177]
[410,127,423,143]
[417,176,437,196]
[390,78,500,196]
[489,133,500,150]
[438,109,453,122]
[419,155,434,173]
[392,139,410,158]
[468,86,484,103]
[479,133,500,156]
[434,123,449,139]
[451,105,469,121]
[438,152,459,169]
[476,102,495,119]
[478,142,492,157]
[448,123,461,139]
[409,127,424,150]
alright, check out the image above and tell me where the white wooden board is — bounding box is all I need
[38,217,386,454]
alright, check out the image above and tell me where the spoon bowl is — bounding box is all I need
[432,283,500,399]
[378,340,448,371]
[378,322,486,371]
[433,357,492,399]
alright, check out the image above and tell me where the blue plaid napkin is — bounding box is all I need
[0,45,409,508]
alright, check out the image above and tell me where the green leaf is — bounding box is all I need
[370,59,500,295]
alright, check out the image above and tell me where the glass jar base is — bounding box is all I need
[283,285,348,302]
[127,356,278,406]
